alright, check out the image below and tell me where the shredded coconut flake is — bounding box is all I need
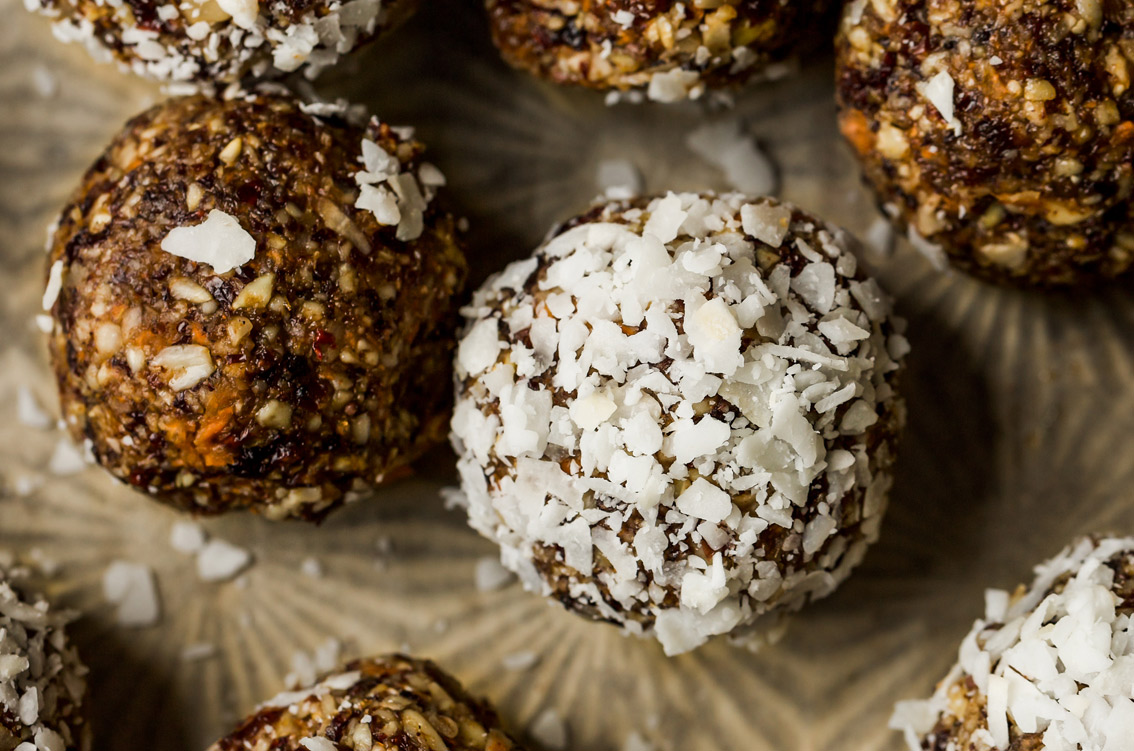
[160,210,256,274]
[196,539,252,582]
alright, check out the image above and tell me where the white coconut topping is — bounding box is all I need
[686,120,778,196]
[529,708,569,750]
[42,261,63,312]
[917,70,963,136]
[169,521,207,554]
[647,68,703,103]
[452,192,906,655]
[474,557,516,592]
[160,210,255,274]
[216,0,259,30]
[102,561,160,627]
[196,540,252,582]
[892,536,1134,751]
[352,125,439,242]
[0,573,87,751]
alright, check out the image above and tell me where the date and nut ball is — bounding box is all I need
[26,0,415,83]
[451,192,909,655]
[43,90,466,521]
[0,571,89,751]
[892,536,1134,751]
[836,0,1134,286]
[486,0,836,102]
[208,654,524,751]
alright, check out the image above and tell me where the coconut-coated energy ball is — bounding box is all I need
[26,0,415,83]
[486,0,835,102]
[44,91,466,521]
[836,0,1134,286]
[208,654,524,751]
[451,192,908,655]
[892,536,1134,751]
[0,572,89,751]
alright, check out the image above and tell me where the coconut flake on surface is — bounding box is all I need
[647,68,702,103]
[502,651,538,671]
[917,70,963,136]
[181,643,217,661]
[216,0,259,29]
[596,159,644,200]
[160,210,256,274]
[102,561,160,627]
[686,119,777,195]
[529,708,568,750]
[300,557,323,578]
[169,521,206,554]
[452,191,906,656]
[47,438,88,476]
[196,539,252,582]
[16,387,52,429]
[624,732,655,751]
[42,261,63,311]
[474,556,515,592]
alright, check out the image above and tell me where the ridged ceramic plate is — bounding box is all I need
[3,2,1134,750]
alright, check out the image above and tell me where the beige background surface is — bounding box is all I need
[2,2,1134,749]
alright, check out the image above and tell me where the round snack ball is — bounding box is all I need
[0,571,89,751]
[451,192,908,655]
[836,0,1134,286]
[892,536,1134,751]
[26,0,415,83]
[208,654,524,751]
[486,0,835,102]
[44,90,466,521]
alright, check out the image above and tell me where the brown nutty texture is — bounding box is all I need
[208,655,523,751]
[836,0,1134,286]
[46,92,466,521]
[486,0,835,94]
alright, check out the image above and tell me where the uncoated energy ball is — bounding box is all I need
[836,0,1134,286]
[44,91,466,521]
[208,654,524,751]
[486,0,836,102]
[451,192,908,655]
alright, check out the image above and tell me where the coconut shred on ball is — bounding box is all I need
[451,192,908,655]
[485,0,835,102]
[44,91,465,521]
[0,571,89,751]
[26,0,415,83]
[836,0,1134,286]
[892,536,1134,751]
[208,654,524,751]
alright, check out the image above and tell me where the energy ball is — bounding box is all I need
[208,654,524,751]
[0,572,89,751]
[836,0,1134,286]
[27,0,415,83]
[451,192,908,655]
[892,536,1134,751]
[44,91,466,521]
[486,0,835,102]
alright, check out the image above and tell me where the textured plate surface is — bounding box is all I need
[3,2,1134,750]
